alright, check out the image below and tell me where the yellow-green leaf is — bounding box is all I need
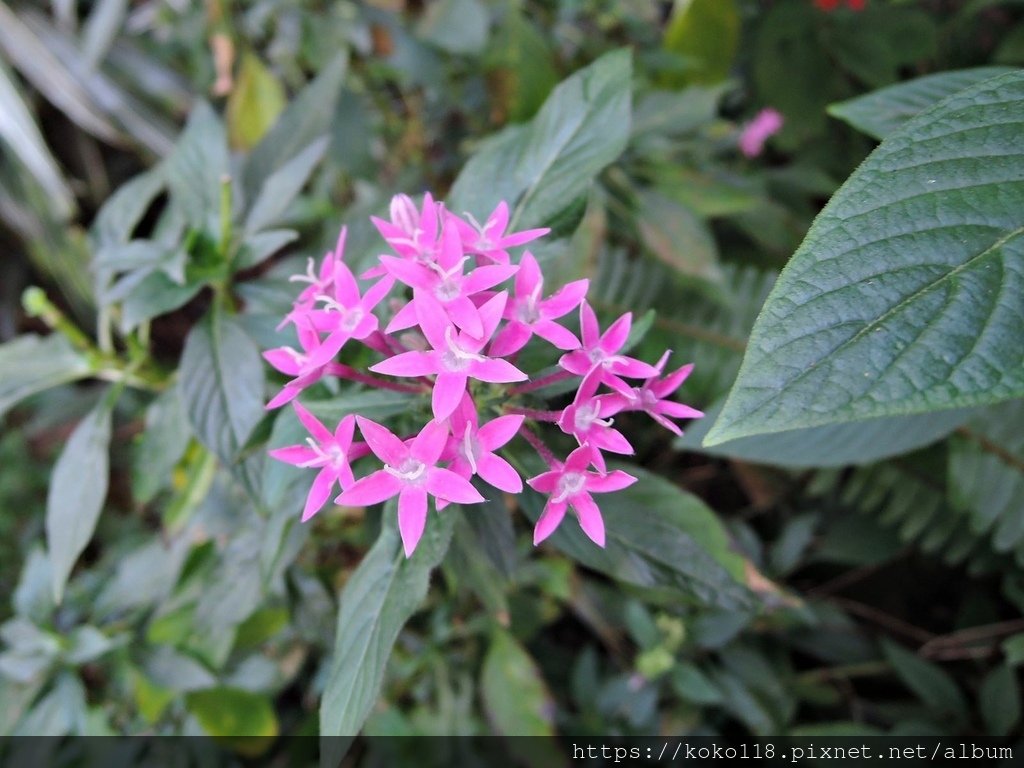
[226,53,285,151]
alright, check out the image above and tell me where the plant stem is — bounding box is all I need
[510,369,574,395]
[334,364,424,394]
[506,406,560,422]
[518,425,557,467]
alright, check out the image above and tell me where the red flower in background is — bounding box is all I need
[814,0,865,10]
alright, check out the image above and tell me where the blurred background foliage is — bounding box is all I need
[1,0,1024,752]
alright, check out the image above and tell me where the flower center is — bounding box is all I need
[434,279,460,302]
[340,307,364,332]
[385,457,427,484]
[440,326,483,372]
[552,471,586,503]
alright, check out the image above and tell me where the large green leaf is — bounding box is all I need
[0,334,92,419]
[706,72,1024,446]
[163,101,228,234]
[46,393,114,603]
[680,401,971,468]
[186,687,279,737]
[520,462,752,610]
[448,48,632,229]
[179,310,265,466]
[882,640,968,725]
[319,502,455,738]
[829,67,1018,140]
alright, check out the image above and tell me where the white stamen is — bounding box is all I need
[552,472,586,504]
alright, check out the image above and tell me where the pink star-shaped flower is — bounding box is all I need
[558,302,659,394]
[300,261,394,369]
[263,319,348,409]
[336,417,484,556]
[601,351,705,436]
[279,227,348,329]
[557,371,633,470]
[268,403,358,522]
[370,293,527,420]
[445,396,524,495]
[371,192,444,262]
[527,445,637,547]
[449,201,550,264]
[381,224,517,338]
[489,251,588,357]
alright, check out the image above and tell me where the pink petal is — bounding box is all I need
[571,493,606,547]
[335,470,402,507]
[477,454,522,493]
[410,419,449,465]
[485,200,509,236]
[370,351,438,377]
[462,264,518,296]
[332,261,361,307]
[499,227,550,248]
[600,312,632,354]
[425,467,485,504]
[653,363,695,397]
[432,372,468,420]
[385,299,420,334]
[263,348,302,376]
[468,357,527,384]
[333,414,356,446]
[360,274,396,312]
[268,445,318,465]
[591,427,634,456]
[302,466,339,522]
[533,501,567,545]
[533,320,580,351]
[415,293,452,351]
[610,357,661,379]
[293,402,333,443]
[580,302,600,349]
[656,401,705,420]
[527,470,561,494]
[380,255,435,291]
[587,469,637,494]
[446,295,484,339]
[266,385,303,410]
[474,292,508,345]
[649,411,684,436]
[477,414,524,450]
[397,487,429,557]
[489,321,532,358]
[514,251,542,297]
[304,328,352,369]
[559,350,591,376]
[355,417,408,466]
[540,279,589,319]
[564,445,594,473]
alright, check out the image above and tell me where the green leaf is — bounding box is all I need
[482,11,558,123]
[480,629,555,736]
[882,640,968,725]
[242,53,347,205]
[449,48,632,229]
[319,502,454,738]
[179,310,265,467]
[226,52,286,151]
[163,101,229,233]
[520,462,752,610]
[706,72,1024,446]
[80,0,127,68]
[680,401,971,468]
[829,67,1018,140]
[635,189,720,283]
[980,664,1021,736]
[0,57,74,220]
[235,229,298,271]
[1003,633,1024,666]
[186,687,279,737]
[671,663,723,705]
[243,136,328,237]
[949,399,1024,559]
[661,0,739,86]
[416,0,489,55]
[0,334,92,419]
[46,393,114,603]
[132,383,191,504]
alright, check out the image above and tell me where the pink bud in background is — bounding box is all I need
[739,108,784,158]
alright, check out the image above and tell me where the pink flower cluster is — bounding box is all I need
[266,194,702,557]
